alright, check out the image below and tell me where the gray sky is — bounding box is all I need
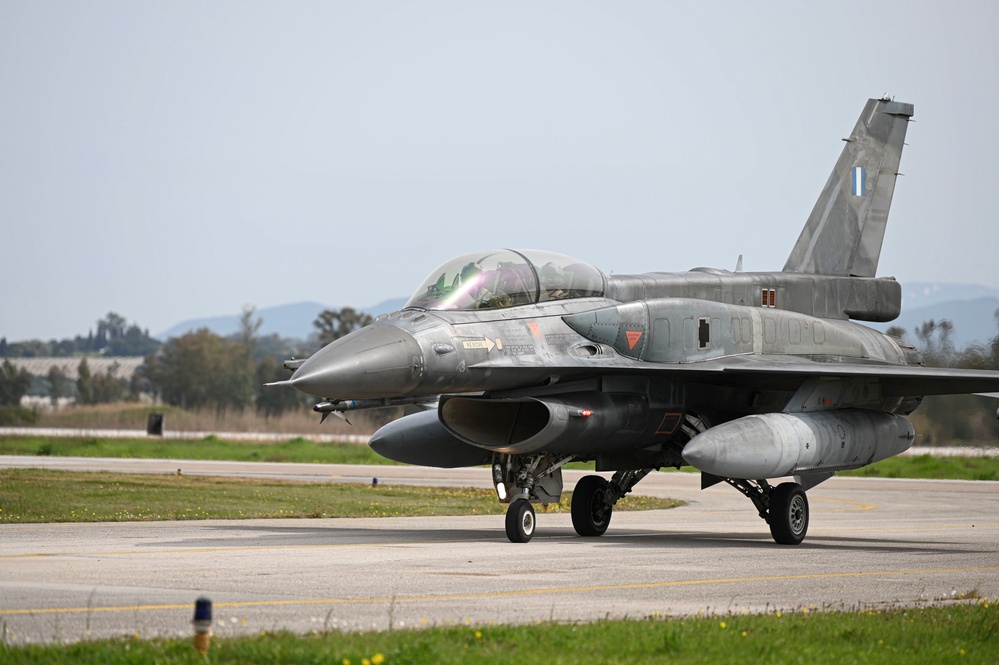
[2,1,998,341]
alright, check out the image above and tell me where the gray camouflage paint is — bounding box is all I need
[279,98,999,542]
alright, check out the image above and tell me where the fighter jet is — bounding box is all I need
[274,96,999,545]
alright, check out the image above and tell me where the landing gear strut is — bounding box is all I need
[720,477,810,545]
[570,468,653,538]
[493,454,570,543]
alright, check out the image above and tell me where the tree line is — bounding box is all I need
[138,306,373,416]
[887,314,999,444]
[0,359,140,409]
[0,306,373,418]
[0,312,161,358]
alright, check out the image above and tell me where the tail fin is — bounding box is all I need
[783,96,913,277]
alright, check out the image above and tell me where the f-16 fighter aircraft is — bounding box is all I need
[274,96,999,544]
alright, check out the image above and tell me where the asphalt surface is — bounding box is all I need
[1,458,998,644]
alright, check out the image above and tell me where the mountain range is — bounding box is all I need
[868,283,999,348]
[156,283,999,348]
[155,298,408,341]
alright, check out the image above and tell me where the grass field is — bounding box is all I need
[3,434,999,481]
[838,453,999,480]
[0,469,681,523]
[2,435,995,662]
[2,602,995,664]
[29,402,389,435]
[0,435,392,465]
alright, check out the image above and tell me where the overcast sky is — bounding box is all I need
[2,1,997,341]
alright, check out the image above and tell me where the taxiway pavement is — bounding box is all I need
[1,458,997,643]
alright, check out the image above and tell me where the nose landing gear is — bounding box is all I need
[494,454,569,544]
[505,500,536,543]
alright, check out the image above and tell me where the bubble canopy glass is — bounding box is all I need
[405,249,607,311]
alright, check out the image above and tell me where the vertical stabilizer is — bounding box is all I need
[784,97,913,277]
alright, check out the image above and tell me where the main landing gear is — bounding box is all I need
[495,454,810,544]
[716,477,810,545]
[569,469,652,538]
[570,475,613,536]
[769,483,809,544]
[494,452,654,543]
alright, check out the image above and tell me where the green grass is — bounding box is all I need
[2,602,995,664]
[2,436,999,480]
[0,469,681,523]
[839,453,999,481]
[0,435,392,465]
[575,454,999,481]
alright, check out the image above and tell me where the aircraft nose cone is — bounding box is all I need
[289,324,423,398]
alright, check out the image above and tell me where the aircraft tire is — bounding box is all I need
[571,475,613,537]
[769,482,808,545]
[505,499,536,543]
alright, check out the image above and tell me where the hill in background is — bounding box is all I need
[868,282,999,348]
[155,298,409,341]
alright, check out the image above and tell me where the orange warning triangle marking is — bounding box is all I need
[625,330,643,349]
[527,322,541,339]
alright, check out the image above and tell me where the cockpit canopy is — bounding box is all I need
[405,249,607,311]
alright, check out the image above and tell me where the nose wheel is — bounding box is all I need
[505,499,536,543]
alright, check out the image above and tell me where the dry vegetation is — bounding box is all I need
[31,402,399,437]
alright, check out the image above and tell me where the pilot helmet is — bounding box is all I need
[459,262,482,284]
[539,262,566,288]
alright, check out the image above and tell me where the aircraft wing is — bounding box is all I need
[715,355,999,397]
[468,354,999,397]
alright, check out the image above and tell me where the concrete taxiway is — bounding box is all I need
[1,458,998,644]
